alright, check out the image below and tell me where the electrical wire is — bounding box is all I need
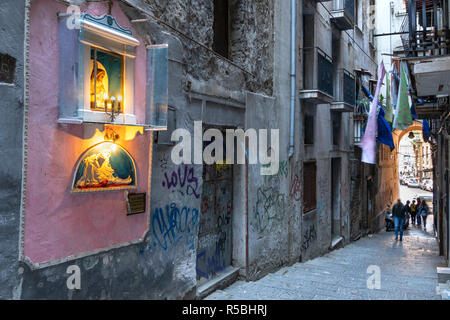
[314,1,379,68]
[119,0,255,77]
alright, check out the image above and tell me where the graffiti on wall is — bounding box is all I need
[196,248,226,280]
[148,203,199,251]
[252,161,304,234]
[253,186,287,234]
[263,160,288,187]
[301,224,317,252]
[289,174,301,202]
[158,153,169,169]
[161,165,200,198]
[196,161,233,280]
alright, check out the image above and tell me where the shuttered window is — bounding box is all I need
[304,114,314,145]
[303,161,317,213]
[213,0,230,59]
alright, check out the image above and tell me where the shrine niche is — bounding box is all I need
[72,142,136,192]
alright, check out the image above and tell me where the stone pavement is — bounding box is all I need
[205,216,447,300]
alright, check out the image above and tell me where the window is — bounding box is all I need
[303,161,317,213]
[213,0,229,59]
[355,0,360,29]
[90,48,124,113]
[57,13,169,129]
[304,114,314,145]
[332,112,341,146]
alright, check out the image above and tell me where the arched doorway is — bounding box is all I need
[395,121,434,231]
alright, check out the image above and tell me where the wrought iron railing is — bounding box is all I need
[353,82,370,145]
[302,47,334,97]
[333,0,355,22]
[344,0,355,22]
[335,69,356,106]
[403,0,450,57]
[343,70,356,106]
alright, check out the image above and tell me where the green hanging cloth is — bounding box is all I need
[384,72,393,123]
[393,61,413,130]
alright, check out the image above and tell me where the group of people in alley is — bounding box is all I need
[391,198,430,241]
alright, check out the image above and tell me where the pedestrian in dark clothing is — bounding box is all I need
[404,200,411,227]
[410,200,417,225]
[392,199,406,241]
[416,198,422,226]
[419,200,429,231]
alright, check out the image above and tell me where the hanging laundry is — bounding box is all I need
[393,61,413,130]
[385,72,393,123]
[362,61,386,164]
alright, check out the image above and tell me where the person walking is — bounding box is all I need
[416,198,422,226]
[410,200,417,225]
[420,200,430,231]
[392,199,406,241]
[404,200,411,228]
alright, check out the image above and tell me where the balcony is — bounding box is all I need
[299,47,334,104]
[331,69,356,112]
[415,97,448,119]
[402,0,450,58]
[330,0,355,31]
[402,0,450,103]
[353,106,368,145]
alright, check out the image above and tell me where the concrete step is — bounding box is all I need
[437,267,450,284]
[196,266,240,300]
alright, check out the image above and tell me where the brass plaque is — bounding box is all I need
[127,193,146,215]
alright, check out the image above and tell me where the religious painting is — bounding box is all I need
[72,142,136,192]
[90,48,124,112]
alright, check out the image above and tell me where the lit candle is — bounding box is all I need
[103,93,108,110]
[117,95,122,112]
[111,96,116,113]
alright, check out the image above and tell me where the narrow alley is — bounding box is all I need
[2,0,450,302]
[206,216,446,300]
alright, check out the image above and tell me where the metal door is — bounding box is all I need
[196,159,233,283]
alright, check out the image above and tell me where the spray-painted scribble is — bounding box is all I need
[159,153,169,169]
[150,203,199,251]
[196,249,226,279]
[301,224,317,251]
[161,165,200,198]
[289,174,301,202]
[253,186,287,233]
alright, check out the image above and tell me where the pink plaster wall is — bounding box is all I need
[24,0,151,264]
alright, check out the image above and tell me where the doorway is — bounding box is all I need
[196,127,234,285]
[331,158,342,238]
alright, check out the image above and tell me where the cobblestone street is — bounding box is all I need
[206,216,447,300]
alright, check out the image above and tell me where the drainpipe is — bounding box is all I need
[289,0,296,158]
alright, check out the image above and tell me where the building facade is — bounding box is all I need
[401,0,450,266]
[0,0,391,299]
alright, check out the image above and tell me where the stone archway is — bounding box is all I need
[393,120,423,149]
[389,121,424,204]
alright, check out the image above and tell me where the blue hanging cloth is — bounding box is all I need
[377,106,395,151]
[361,85,395,151]
[411,103,417,120]
[423,119,431,142]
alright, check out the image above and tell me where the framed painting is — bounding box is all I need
[72,142,137,193]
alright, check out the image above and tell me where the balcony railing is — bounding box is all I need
[301,47,334,102]
[342,69,356,106]
[332,69,356,112]
[330,0,355,30]
[353,106,368,145]
[402,0,450,57]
